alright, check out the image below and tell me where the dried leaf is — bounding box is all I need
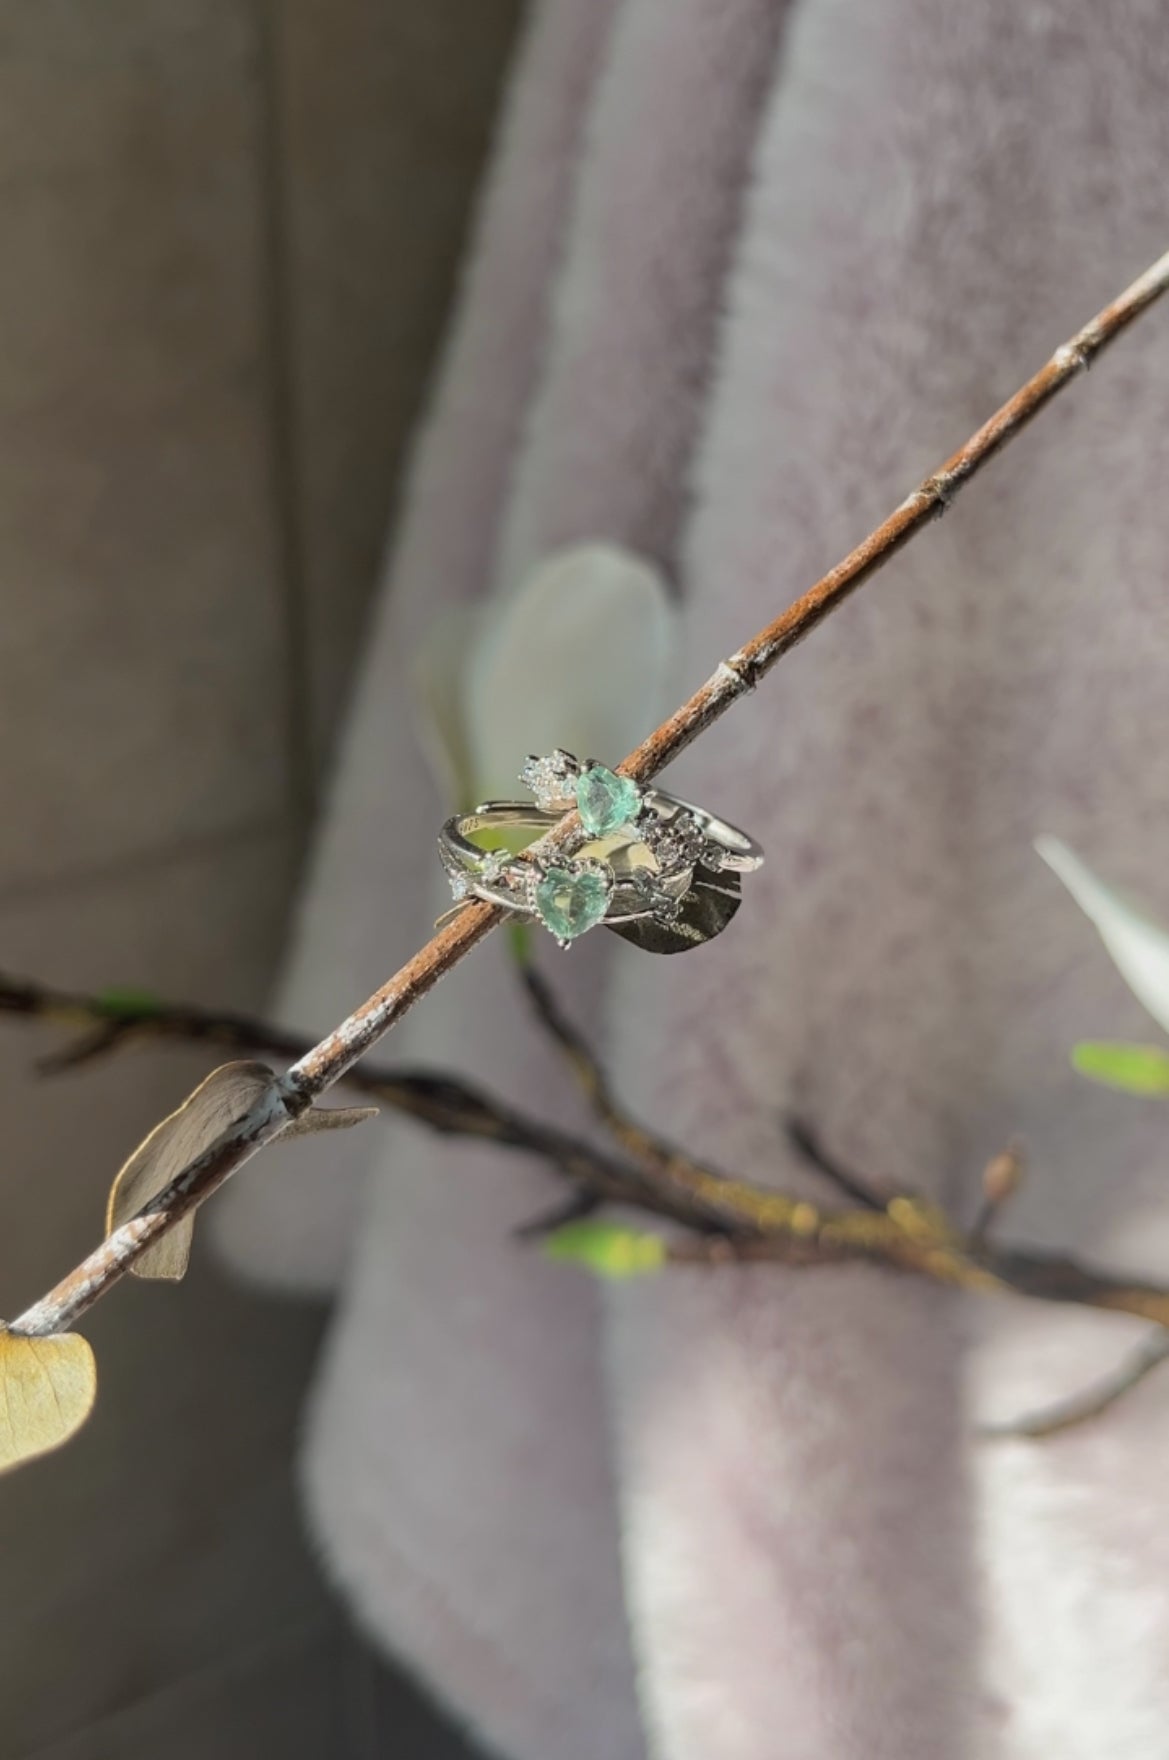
[1071,1041,1169,1097]
[543,1219,666,1279]
[410,603,486,809]
[285,1104,379,1135]
[0,1327,96,1472]
[106,1061,374,1281]
[606,868,741,955]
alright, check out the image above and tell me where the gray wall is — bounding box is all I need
[0,4,521,1754]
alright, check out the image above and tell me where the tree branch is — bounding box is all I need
[981,1329,1169,1440]
[0,968,638,1154]
[8,243,1169,1340]
[8,962,1169,1369]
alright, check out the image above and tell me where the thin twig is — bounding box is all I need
[516,960,909,1229]
[0,968,646,1155]
[513,1190,603,1241]
[981,1329,1169,1439]
[515,957,699,1177]
[9,245,1169,1338]
[36,1021,130,1075]
[516,940,1169,1338]
[617,248,1169,782]
[783,1117,898,1211]
[9,962,1169,1349]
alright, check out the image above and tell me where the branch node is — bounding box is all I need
[717,655,754,694]
[1053,338,1092,375]
[925,471,959,511]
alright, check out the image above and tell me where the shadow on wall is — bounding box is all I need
[0,4,520,1756]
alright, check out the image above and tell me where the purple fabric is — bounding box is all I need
[608,2,1169,1753]
[220,0,1169,1754]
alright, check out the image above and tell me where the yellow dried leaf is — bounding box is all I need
[106,1061,375,1281]
[0,1327,96,1472]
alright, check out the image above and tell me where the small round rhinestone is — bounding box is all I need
[644,813,706,875]
[520,749,579,811]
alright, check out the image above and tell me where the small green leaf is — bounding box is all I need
[507,920,534,966]
[543,1219,666,1279]
[96,987,162,1019]
[1071,1041,1169,1096]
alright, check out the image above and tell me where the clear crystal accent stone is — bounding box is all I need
[520,749,579,810]
[643,812,706,875]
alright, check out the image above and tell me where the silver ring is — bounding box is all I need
[519,749,763,875]
[436,750,762,948]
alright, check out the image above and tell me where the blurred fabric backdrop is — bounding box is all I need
[0,6,520,1755]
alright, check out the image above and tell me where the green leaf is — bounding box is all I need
[506,920,534,966]
[96,986,162,1019]
[1071,1041,1169,1096]
[543,1219,666,1279]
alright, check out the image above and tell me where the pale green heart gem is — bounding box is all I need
[575,765,640,838]
[534,867,610,941]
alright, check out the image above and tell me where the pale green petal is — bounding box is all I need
[543,1219,666,1279]
[466,544,676,801]
[1071,1041,1169,1096]
[1037,836,1169,1036]
[409,604,486,809]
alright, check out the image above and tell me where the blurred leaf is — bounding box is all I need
[507,920,535,966]
[465,544,677,801]
[106,1061,374,1281]
[1071,1041,1169,1096]
[410,604,485,810]
[95,987,162,1018]
[0,1327,96,1472]
[1037,838,1169,1035]
[543,1219,666,1279]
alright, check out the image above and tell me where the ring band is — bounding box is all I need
[438,804,696,947]
[518,749,762,874]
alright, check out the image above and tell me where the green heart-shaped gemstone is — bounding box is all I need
[534,866,610,941]
[575,765,640,838]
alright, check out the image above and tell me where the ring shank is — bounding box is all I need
[442,793,761,876]
[437,804,692,922]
